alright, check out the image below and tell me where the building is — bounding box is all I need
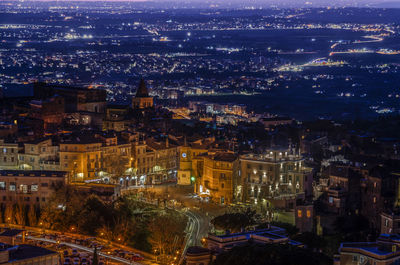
[360,166,400,231]
[321,165,362,215]
[295,204,314,233]
[0,170,67,206]
[381,212,400,235]
[33,83,106,128]
[195,152,239,204]
[33,82,106,114]
[103,105,131,132]
[98,131,131,179]
[177,139,212,185]
[0,140,19,170]
[185,246,212,265]
[240,149,312,209]
[336,234,400,265]
[0,121,18,140]
[60,133,114,182]
[146,137,178,183]
[204,226,302,254]
[60,137,103,182]
[18,138,59,171]
[259,116,293,129]
[132,79,153,109]
[123,136,178,186]
[0,229,59,265]
[186,226,303,265]
[28,95,65,130]
[129,138,156,186]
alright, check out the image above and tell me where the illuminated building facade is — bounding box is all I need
[195,152,239,204]
[59,139,103,182]
[177,141,210,186]
[18,138,59,171]
[0,170,67,206]
[240,149,312,208]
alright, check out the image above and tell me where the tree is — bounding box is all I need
[4,204,13,224]
[148,213,186,264]
[270,221,299,236]
[76,195,107,235]
[28,205,37,227]
[14,203,26,225]
[104,153,129,183]
[211,209,258,233]
[292,232,326,251]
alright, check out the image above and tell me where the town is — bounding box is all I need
[0,78,400,265]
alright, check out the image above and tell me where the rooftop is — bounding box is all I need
[0,229,24,237]
[8,244,58,262]
[240,150,303,163]
[210,152,238,162]
[340,242,400,259]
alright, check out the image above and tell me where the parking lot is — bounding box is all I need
[22,231,146,265]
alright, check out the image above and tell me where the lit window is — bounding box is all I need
[20,185,28,193]
[31,184,38,192]
[297,210,302,218]
[307,210,311,218]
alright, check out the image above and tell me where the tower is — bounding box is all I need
[132,79,153,109]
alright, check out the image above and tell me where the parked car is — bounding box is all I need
[132,254,144,261]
